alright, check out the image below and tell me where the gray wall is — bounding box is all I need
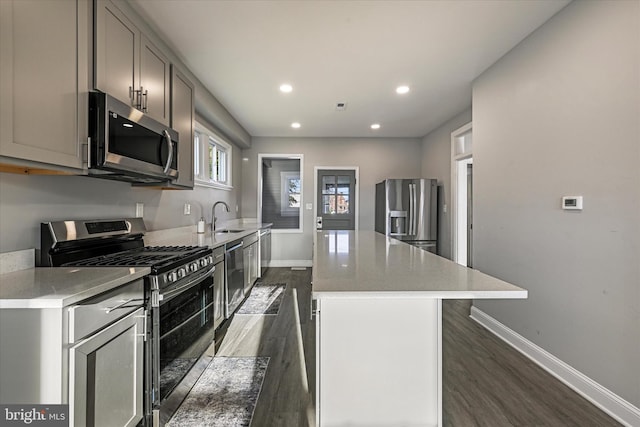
[0,141,243,256]
[421,108,472,260]
[242,137,422,264]
[472,0,639,406]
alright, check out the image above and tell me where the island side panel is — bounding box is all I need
[317,296,442,427]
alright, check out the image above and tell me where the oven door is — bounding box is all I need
[155,271,216,403]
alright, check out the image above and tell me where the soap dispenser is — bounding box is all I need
[197,217,206,234]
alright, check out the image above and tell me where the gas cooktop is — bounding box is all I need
[41,218,211,276]
[63,245,211,273]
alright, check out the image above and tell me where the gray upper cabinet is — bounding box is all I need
[170,66,195,189]
[95,0,170,126]
[0,0,90,171]
[141,35,171,126]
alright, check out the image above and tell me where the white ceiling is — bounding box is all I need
[131,0,570,139]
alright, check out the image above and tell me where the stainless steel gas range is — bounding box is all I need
[41,218,217,426]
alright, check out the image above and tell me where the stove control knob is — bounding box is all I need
[190,262,198,272]
[207,255,213,264]
[177,268,186,279]
[167,272,178,283]
[199,258,207,267]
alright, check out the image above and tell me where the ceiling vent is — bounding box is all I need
[335,102,347,111]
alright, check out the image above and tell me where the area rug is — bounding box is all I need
[160,357,197,397]
[236,283,286,315]
[166,356,270,427]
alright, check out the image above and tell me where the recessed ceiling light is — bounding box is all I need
[291,122,301,129]
[280,83,293,93]
[396,85,410,94]
[371,123,381,130]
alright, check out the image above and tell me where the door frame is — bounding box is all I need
[451,122,472,266]
[313,166,360,230]
[257,153,304,234]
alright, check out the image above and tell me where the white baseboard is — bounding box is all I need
[470,306,640,427]
[267,260,313,268]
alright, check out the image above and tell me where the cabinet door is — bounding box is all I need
[70,307,144,427]
[140,34,170,126]
[0,0,88,170]
[95,0,139,107]
[170,65,195,188]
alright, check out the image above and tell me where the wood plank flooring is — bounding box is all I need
[211,268,621,427]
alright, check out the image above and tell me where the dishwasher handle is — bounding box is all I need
[225,241,244,253]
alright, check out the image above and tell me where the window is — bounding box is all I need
[281,171,301,216]
[259,155,303,231]
[194,122,232,188]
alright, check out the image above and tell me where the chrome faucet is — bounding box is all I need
[211,201,230,231]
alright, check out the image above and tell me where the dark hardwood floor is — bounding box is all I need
[213,268,621,427]
[215,267,316,427]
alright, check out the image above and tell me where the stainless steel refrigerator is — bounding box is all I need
[375,179,438,253]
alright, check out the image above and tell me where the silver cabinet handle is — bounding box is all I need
[105,298,143,314]
[142,89,148,112]
[162,129,173,174]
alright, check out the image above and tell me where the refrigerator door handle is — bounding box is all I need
[408,184,413,235]
[411,183,418,236]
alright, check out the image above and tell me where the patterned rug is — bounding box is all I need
[166,356,270,427]
[236,283,286,315]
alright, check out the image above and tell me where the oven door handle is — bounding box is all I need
[160,264,215,302]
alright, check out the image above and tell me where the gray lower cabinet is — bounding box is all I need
[0,0,90,171]
[259,227,272,277]
[0,279,145,426]
[95,0,170,126]
[243,233,259,293]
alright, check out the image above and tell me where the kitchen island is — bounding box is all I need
[312,230,527,427]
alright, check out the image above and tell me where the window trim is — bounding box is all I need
[194,122,233,190]
[258,153,304,233]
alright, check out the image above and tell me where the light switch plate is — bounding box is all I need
[136,203,144,218]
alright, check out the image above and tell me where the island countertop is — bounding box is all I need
[312,230,527,299]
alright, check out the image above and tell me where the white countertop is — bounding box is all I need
[0,267,150,309]
[144,222,271,248]
[0,221,271,309]
[312,230,527,299]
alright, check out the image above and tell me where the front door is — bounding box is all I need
[317,169,356,230]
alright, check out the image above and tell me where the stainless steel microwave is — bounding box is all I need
[88,91,179,183]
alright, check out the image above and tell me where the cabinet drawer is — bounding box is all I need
[68,279,145,343]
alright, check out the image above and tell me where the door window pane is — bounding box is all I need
[337,195,349,214]
[323,195,335,214]
[322,176,336,195]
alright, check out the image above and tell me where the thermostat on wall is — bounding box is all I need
[562,196,583,210]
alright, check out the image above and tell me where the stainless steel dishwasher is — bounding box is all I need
[225,238,244,317]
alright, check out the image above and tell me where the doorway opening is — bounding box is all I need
[314,167,359,230]
[451,123,473,267]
